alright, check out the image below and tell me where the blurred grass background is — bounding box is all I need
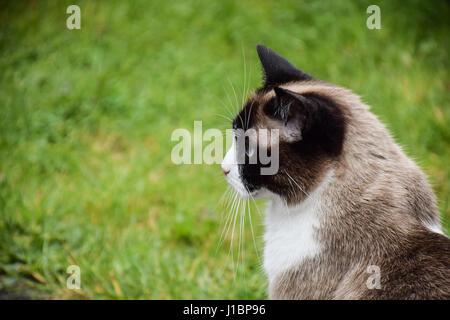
[0,0,448,299]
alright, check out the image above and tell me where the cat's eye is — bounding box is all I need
[245,137,255,158]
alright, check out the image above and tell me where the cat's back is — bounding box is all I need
[359,228,450,299]
[342,101,442,230]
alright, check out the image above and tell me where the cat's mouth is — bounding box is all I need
[225,175,261,199]
[225,176,251,197]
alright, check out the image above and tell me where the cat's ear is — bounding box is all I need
[256,44,313,87]
[264,87,314,141]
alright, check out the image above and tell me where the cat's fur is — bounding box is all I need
[221,45,450,299]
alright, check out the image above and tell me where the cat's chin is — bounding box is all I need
[240,187,272,200]
[233,188,254,198]
[251,188,276,200]
[229,185,261,199]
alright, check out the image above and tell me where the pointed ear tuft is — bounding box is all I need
[256,44,313,86]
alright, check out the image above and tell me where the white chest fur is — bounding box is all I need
[263,172,332,284]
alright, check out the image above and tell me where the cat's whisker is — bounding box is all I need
[246,63,253,99]
[214,112,233,122]
[217,189,234,235]
[227,78,245,129]
[242,47,248,129]
[227,196,237,273]
[284,175,296,208]
[224,88,237,116]
[218,190,239,252]
[216,96,237,120]
[246,100,254,131]
[238,197,246,277]
[218,192,235,235]
[218,187,233,219]
[218,186,232,206]
[242,199,249,298]
[246,187,263,217]
[226,78,238,110]
[229,197,243,278]
[244,186,261,260]
[223,102,237,121]
[285,170,310,198]
[242,53,254,133]
[236,198,244,278]
[226,192,240,241]
[242,198,248,279]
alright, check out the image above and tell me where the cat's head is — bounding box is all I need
[221,45,346,204]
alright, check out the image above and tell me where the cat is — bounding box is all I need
[221,44,450,299]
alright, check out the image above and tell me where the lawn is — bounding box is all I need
[0,0,448,299]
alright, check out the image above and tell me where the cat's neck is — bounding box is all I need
[263,168,334,284]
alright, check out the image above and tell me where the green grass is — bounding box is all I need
[0,0,449,299]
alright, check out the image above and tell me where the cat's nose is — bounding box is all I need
[222,168,230,175]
